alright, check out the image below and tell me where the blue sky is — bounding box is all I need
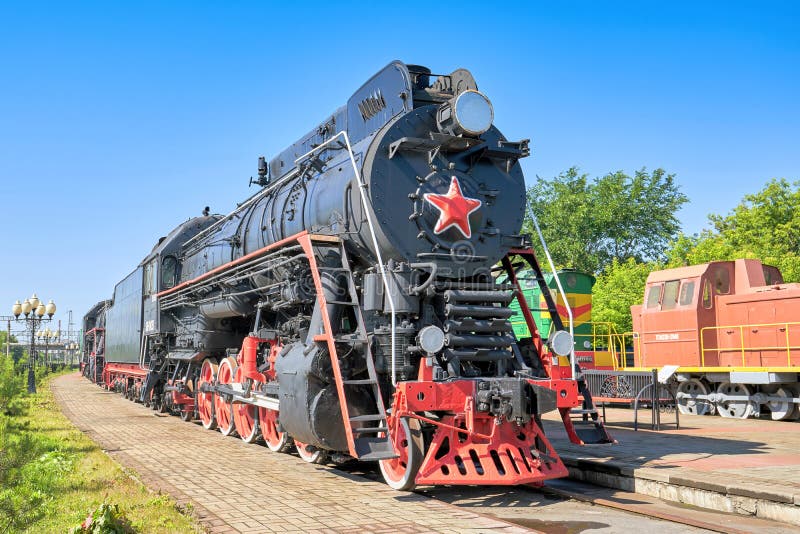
[1,1,798,335]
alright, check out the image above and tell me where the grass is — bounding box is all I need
[0,370,203,533]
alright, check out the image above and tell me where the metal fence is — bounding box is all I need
[582,368,679,431]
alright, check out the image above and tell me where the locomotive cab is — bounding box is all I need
[632,259,799,369]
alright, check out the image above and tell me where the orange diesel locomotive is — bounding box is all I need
[631,259,800,420]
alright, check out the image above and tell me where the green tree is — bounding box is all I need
[526,167,688,273]
[0,352,25,415]
[592,258,655,333]
[667,179,800,282]
[0,332,21,364]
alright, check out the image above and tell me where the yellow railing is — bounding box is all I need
[700,321,800,367]
[571,322,638,370]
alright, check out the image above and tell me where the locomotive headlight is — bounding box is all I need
[418,325,446,354]
[437,90,494,137]
[548,330,574,358]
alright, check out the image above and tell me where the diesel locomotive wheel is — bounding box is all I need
[232,367,260,443]
[259,407,291,452]
[676,378,714,416]
[215,357,238,437]
[379,417,423,491]
[715,382,755,419]
[197,359,218,430]
[762,385,796,421]
[294,441,328,464]
[788,386,800,420]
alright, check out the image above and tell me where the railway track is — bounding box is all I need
[334,462,796,533]
[57,374,799,534]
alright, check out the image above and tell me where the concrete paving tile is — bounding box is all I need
[53,372,526,534]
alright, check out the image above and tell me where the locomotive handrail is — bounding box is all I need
[182,167,303,250]
[298,130,399,386]
[699,321,800,367]
[527,207,575,380]
[343,132,398,386]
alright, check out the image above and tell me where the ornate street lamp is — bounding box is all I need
[11,293,56,393]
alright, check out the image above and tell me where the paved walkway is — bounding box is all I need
[53,373,529,534]
[542,407,800,525]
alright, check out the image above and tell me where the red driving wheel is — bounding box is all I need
[259,407,291,452]
[233,366,260,443]
[214,357,237,437]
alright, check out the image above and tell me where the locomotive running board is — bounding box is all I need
[299,234,397,461]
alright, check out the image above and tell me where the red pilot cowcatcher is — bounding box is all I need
[424,176,482,238]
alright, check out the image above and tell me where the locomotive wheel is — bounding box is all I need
[259,407,292,452]
[294,441,328,464]
[180,380,195,422]
[379,417,423,491]
[197,359,219,430]
[716,382,755,419]
[676,379,714,416]
[215,357,237,437]
[157,392,169,413]
[763,385,795,421]
[180,405,194,422]
[232,367,260,443]
[788,386,800,420]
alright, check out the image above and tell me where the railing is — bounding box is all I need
[573,322,638,371]
[527,208,575,380]
[700,321,800,367]
[582,368,679,431]
[295,131,399,385]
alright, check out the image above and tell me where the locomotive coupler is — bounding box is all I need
[475,378,558,426]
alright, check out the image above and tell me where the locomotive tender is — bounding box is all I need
[83,61,608,490]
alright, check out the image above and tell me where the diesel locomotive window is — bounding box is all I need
[645,285,661,309]
[713,267,730,294]
[679,280,696,306]
[161,256,178,289]
[763,265,783,286]
[702,279,713,309]
[661,280,680,310]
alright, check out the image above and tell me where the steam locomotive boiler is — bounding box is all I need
[85,61,610,490]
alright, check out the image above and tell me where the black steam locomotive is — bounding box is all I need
[83,61,606,490]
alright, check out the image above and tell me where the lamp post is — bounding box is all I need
[66,341,76,367]
[39,328,53,369]
[11,294,56,393]
[50,329,60,369]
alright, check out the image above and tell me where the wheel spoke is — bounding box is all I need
[259,407,291,452]
[215,357,237,436]
[198,359,218,430]
[233,367,260,443]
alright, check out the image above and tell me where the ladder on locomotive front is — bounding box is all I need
[299,235,396,460]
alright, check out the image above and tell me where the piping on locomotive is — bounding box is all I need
[82,61,612,490]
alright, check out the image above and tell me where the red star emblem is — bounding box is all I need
[423,177,482,238]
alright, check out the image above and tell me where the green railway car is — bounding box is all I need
[507,269,595,344]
